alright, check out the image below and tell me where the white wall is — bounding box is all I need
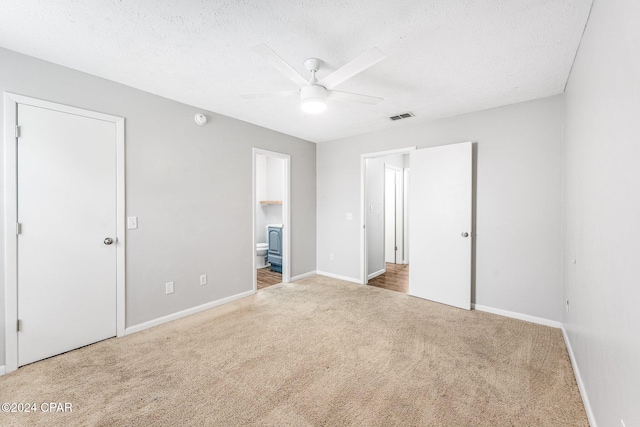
[317,96,563,321]
[562,0,640,425]
[264,156,284,227]
[255,154,268,243]
[0,47,317,365]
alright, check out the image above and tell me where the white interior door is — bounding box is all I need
[409,142,472,310]
[17,103,118,366]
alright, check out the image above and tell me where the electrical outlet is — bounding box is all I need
[166,282,174,294]
[566,300,570,313]
[330,253,334,261]
[200,274,207,286]
[346,212,353,220]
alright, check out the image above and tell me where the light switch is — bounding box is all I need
[370,204,374,213]
[127,216,138,229]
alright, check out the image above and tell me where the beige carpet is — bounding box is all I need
[0,275,588,426]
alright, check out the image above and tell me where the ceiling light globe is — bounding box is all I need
[300,85,328,114]
[301,99,327,114]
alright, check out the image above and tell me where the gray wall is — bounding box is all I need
[0,47,317,365]
[317,96,563,321]
[563,0,640,425]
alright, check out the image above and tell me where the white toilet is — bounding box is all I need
[256,243,269,268]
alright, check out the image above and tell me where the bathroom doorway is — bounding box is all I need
[252,148,290,291]
[362,148,412,293]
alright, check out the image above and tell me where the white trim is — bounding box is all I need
[125,290,255,335]
[316,270,362,284]
[361,146,416,285]
[0,365,5,376]
[561,326,597,427]
[403,168,410,264]
[3,94,19,374]
[3,93,126,374]
[361,146,417,159]
[252,148,291,293]
[368,268,386,280]
[472,304,562,328]
[290,270,317,281]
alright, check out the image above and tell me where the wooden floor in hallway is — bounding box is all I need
[257,267,282,290]
[368,263,409,293]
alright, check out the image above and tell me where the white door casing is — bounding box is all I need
[409,142,472,310]
[4,93,125,373]
[252,148,291,291]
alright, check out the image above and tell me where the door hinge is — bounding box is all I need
[17,319,21,332]
[16,222,22,235]
[395,246,398,251]
[15,125,21,138]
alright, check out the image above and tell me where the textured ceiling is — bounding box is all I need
[0,0,592,143]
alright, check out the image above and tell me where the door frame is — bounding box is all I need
[360,146,416,284]
[3,93,126,374]
[252,148,291,291]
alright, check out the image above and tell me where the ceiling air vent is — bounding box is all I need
[389,112,415,121]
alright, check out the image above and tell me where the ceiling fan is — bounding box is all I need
[241,44,386,114]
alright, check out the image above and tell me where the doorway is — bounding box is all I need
[3,93,125,373]
[362,148,412,293]
[385,165,404,264]
[252,148,290,291]
[361,142,473,309]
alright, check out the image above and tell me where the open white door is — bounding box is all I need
[409,142,472,310]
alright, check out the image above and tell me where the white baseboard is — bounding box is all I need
[472,304,562,329]
[290,270,317,281]
[561,326,597,427]
[368,268,386,280]
[0,365,5,376]
[125,290,255,335]
[316,270,362,284]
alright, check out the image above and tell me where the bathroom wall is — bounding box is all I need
[255,154,268,244]
[264,156,284,227]
[255,154,284,244]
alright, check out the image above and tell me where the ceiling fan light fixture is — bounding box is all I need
[300,85,327,114]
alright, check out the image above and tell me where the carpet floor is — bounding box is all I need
[0,275,588,426]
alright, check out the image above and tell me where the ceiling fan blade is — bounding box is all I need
[251,44,309,87]
[240,90,299,99]
[328,90,383,105]
[318,47,386,89]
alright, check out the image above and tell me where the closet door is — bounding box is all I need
[409,142,472,310]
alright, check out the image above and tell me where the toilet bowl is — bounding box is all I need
[256,243,269,268]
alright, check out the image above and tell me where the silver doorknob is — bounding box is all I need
[461,232,469,238]
[104,237,114,245]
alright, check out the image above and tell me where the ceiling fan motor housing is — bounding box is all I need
[301,84,327,102]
